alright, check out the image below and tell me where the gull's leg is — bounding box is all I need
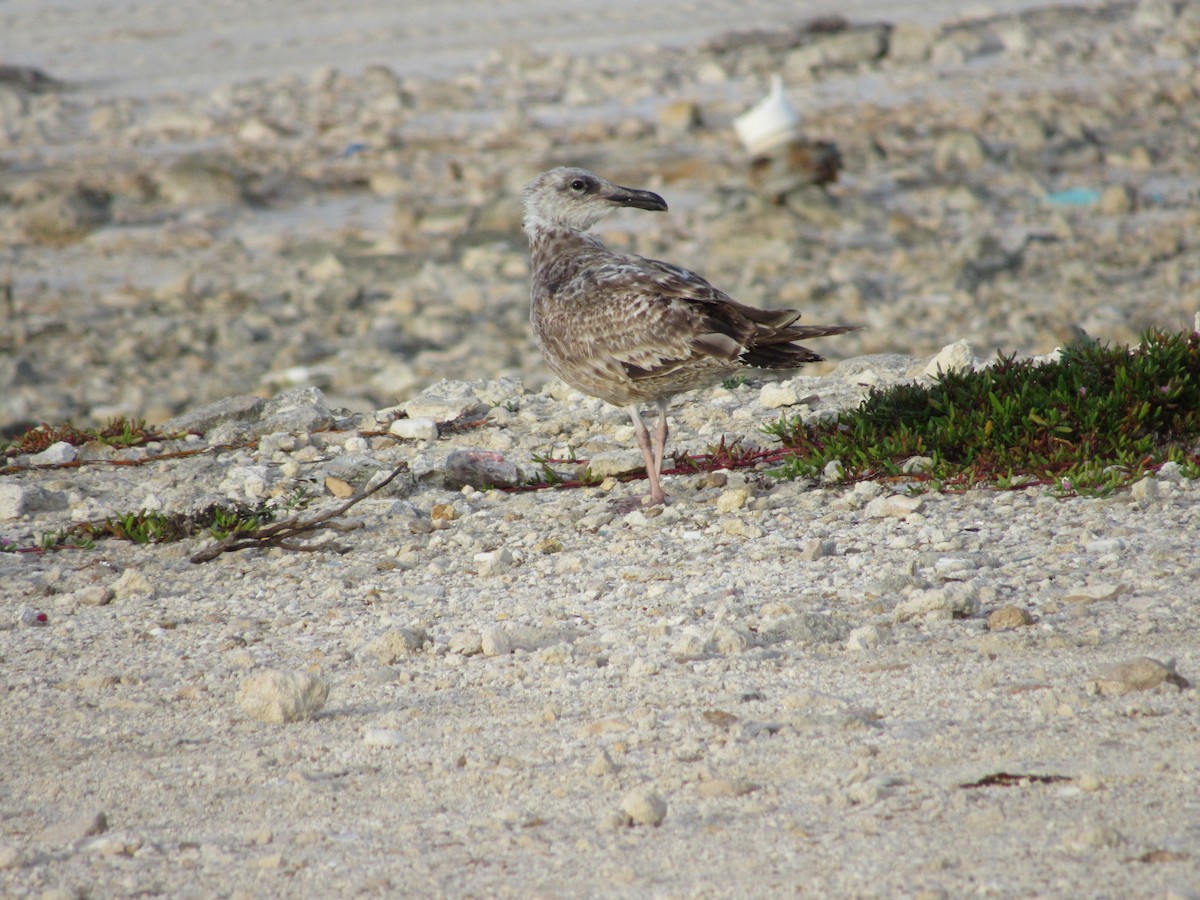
[627,405,666,505]
[651,400,669,477]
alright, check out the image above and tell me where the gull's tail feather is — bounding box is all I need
[768,322,861,343]
[744,322,861,370]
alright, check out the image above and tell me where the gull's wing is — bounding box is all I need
[535,254,793,383]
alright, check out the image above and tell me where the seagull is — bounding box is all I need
[523,166,856,505]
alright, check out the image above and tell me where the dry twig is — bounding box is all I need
[189,461,409,563]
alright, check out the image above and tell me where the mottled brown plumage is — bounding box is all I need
[523,166,856,504]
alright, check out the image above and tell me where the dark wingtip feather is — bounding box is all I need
[743,320,859,369]
[742,344,824,369]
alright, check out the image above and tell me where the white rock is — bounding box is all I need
[623,509,651,527]
[506,625,570,652]
[865,494,925,518]
[759,382,800,409]
[1156,461,1183,482]
[238,117,288,144]
[722,518,764,539]
[934,557,975,576]
[86,833,141,856]
[29,441,77,465]
[474,548,514,574]
[308,253,346,281]
[620,785,667,826]
[846,624,883,651]
[480,626,513,657]
[933,132,986,174]
[922,340,977,377]
[712,624,752,654]
[851,368,881,386]
[221,464,271,500]
[586,748,619,776]
[0,483,69,519]
[390,417,439,441]
[363,627,427,663]
[1063,583,1122,603]
[66,586,114,607]
[449,632,483,656]
[894,583,980,621]
[1060,824,1124,853]
[672,628,710,656]
[716,487,752,512]
[243,472,268,499]
[37,810,108,844]
[822,460,846,483]
[363,727,405,747]
[852,481,883,500]
[799,538,834,561]
[901,456,934,474]
[586,451,644,478]
[888,21,936,62]
[112,568,156,601]
[599,809,629,830]
[237,669,329,724]
[0,842,23,869]
[0,85,28,120]
[0,485,25,518]
[628,657,661,677]
[403,380,489,423]
[1130,477,1159,501]
[847,776,896,805]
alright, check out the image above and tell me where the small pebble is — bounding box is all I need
[72,586,115,607]
[480,626,513,657]
[37,810,108,844]
[586,749,619,777]
[29,441,78,466]
[988,605,1033,630]
[1063,583,1122,603]
[799,538,831,561]
[1092,656,1188,695]
[620,785,668,826]
[1130,477,1159,501]
[846,624,883,650]
[865,494,925,518]
[363,727,405,747]
[390,417,439,441]
[716,487,752,512]
[696,779,758,799]
[238,669,330,723]
[363,627,427,664]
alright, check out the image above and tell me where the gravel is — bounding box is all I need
[2,351,1198,896]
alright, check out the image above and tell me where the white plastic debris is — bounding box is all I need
[734,75,801,154]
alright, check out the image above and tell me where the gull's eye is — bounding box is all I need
[570,179,588,192]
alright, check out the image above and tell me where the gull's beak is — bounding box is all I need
[604,184,668,212]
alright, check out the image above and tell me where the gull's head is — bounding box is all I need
[522,167,668,233]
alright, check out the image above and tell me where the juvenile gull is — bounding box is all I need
[523,166,856,505]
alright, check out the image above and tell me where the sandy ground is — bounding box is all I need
[3,2,1200,898]
[5,1,1049,97]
